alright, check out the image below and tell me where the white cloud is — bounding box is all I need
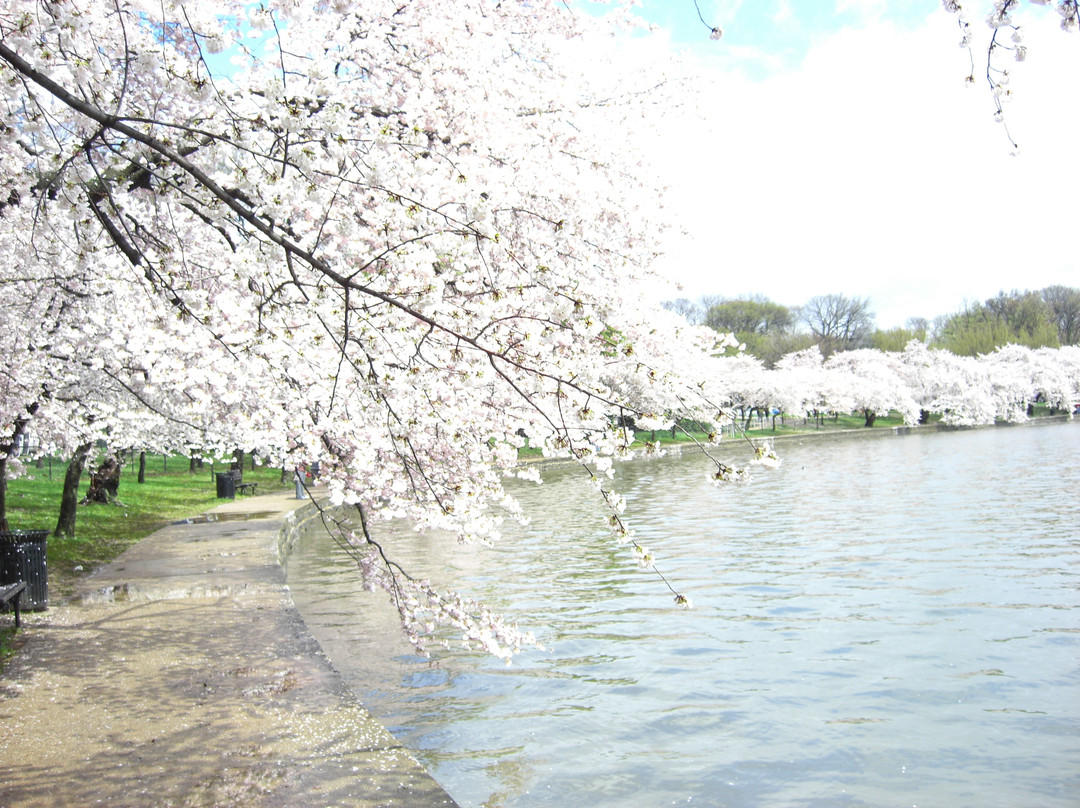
[771,0,795,26]
[637,9,1080,328]
[832,0,890,25]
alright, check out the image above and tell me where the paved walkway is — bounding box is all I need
[0,491,458,808]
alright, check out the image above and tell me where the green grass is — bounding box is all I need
[0,626,16,669]
[515,410,924,459]
[653,411,916,442]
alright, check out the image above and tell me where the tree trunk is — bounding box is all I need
[80,454,123,505]
[138,450,146,483]
[231,449,245,472]
[0,456,10,533]
[0,452,12,533]
[0,404,39,532]
[55,442,93,538]
[864,409,877,428]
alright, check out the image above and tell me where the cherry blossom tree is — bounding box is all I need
[897,341,996,426]
[771,347,830,422]
[0,208,129,529]
[981,343,1080,418]
[1048,345,1080,404]
[821,349,920,427]
[0,0,751,657]
[704,354,771,425]
[1029,346,1080,410]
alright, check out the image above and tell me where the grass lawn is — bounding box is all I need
[513,410,921,461]
[632,410,918,443]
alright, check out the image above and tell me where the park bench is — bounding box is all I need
[215,468,258,498]
[226,468,258,496]
[0,581,27,628]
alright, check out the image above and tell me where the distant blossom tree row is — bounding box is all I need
[693,341,1080,430]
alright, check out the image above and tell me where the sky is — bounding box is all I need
[588,0,1080,329]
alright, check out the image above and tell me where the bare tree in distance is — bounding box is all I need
[1041,285,1080,345]
[905,317,931,339]
[660,298,704,325]
[799,294,875,357]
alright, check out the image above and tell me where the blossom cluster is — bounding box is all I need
[0,0,726,656]
[941,0,1079,147]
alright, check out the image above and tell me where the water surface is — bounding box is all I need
[288,423,1080,807]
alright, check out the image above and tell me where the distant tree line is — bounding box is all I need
[662,286,1080,365]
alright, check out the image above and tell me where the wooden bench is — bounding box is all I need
[226,468,257,495]
[0,581,27,628]
[228,469,257,496]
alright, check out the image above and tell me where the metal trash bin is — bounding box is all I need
[0,529,49,611]
[215,471,236,499]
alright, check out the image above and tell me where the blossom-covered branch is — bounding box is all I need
[0,0,737,656]
[942,0,1079,149]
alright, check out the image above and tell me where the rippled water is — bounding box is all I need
[287,422,1080,807]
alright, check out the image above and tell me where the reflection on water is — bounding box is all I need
[288,423,1080,808]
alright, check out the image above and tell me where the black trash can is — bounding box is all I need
[215,471,236,499]
[0,530,49,611]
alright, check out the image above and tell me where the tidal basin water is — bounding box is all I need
[287,422,1080,807]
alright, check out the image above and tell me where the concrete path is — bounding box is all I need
[0,491,459,808]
